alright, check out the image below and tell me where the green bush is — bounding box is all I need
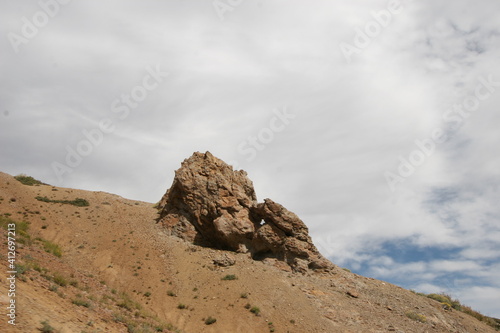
[205,316,217,325]
[426,293,460,309]
[15,263,29,276]
[0,216,30,239]
[53,273,68,287]
[39,320,56,332]
[42,240,62,257]
[117,292,142,311]
[15,174,44,186]
[36,196,89,207]
[72,298,91,308]
[250,306,261,315]
[406,311,427,323]
[221,274,237,281]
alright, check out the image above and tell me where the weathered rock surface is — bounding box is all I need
[158,151,333,272]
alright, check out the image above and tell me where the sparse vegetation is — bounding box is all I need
[52,273,68,287]
[421,292,499,330]
[250,306,261,316]
[0,216,30,242]
[72,298,91,308]
[36,196,89,207]
[15,263,29,276]
[39,320,56,332]
[4,169,499,333]
[41,239,62,257]
[15,174,44,186]
[405,311,427,323]
[117,292,142,311]
[426,293,459,309]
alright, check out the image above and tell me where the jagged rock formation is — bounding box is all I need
[157,151,333,272]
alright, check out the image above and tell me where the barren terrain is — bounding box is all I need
[0,171,497,332]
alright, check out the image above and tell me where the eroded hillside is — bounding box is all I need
[0,164,497,333]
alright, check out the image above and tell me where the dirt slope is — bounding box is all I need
[0,171,497,333]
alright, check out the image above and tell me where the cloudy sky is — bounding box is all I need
[1,0,499,317]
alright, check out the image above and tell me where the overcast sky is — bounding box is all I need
[1,0,499,318]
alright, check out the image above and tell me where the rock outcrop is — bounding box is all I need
[157,151,333,272]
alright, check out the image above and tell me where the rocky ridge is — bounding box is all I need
[157,151,332,273]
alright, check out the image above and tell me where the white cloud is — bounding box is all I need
[1,0,499,318]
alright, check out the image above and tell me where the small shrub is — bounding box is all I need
[244,303,251,309]
[32,262,43,272]
[39,320,55,332]
[167,290,176,297]
[406,311,427,323]
[52,273,68,287]
[250,306,261,315]
[42,240,62,257]
[15,174,44,186]
[117,292,142,311]
[112,312,127,323]
[72,298,91,308]
[144,291,151,297]
[240,292,248,298]
[205,316,217,325]
[426,293,460,310]
[221,274,237,281]
[177,303,186,309]
[15,263,29,276]
[461,305,499,329]
[0,217,30,240]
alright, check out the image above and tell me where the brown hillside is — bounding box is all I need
[0,162,497,333]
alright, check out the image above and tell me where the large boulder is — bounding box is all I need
[157,151,333,272]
